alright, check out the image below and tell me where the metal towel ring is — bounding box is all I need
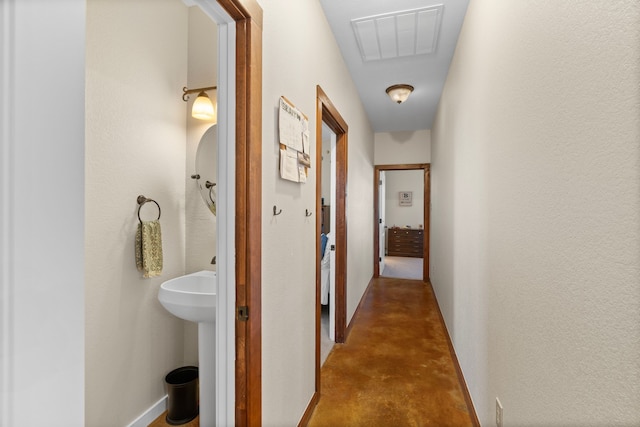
[136,195,161,224]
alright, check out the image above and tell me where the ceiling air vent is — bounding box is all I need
[351,5,444,62]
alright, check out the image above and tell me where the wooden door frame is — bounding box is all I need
[216,0,262,425]
[373,164,430,282]
[315,86,348,387]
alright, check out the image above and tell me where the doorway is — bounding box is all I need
[374,164,430,282]
[192,1,263,426]
[0,1,262,426]
[315,86,348,394]
[319,122,336,363]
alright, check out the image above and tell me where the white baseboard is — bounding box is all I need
[127,395,167,427]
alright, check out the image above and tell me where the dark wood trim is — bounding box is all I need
[316,86,348,345]
[373,164,430,282]
[423,167,430,281]
[217,0,263,27]
[428,280,481,427]
[314,90,323,395]
[375,163,429,170]
[373,168,379,277]
[216,0,262,425]
[244,17,262,427]
[314,86,349,398]
[297,392,320,427]
[335,134,347,345]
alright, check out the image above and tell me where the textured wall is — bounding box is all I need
[85,0,189,425]
[384,170,424,229]
[374,129,430,165]
[258,0,375,424]
[430,0,640,424]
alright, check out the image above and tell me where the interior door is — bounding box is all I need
[379,171,386,275]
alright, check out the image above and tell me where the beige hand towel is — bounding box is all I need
[135,220,163,278]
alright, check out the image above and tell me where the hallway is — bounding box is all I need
[308,277,478,426]
[3,0,639,425]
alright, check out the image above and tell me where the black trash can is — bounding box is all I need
[165,366,199,425]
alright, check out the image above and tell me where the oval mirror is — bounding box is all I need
[194,124,217,215]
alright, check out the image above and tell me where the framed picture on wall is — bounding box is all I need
[399,191,412,206]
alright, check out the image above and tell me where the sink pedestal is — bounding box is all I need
[198,321,215,427]
[157,271,217,427]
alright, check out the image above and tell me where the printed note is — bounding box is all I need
[279,97,303,151]
[280,147,300,182]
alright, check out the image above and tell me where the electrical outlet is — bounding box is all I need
[496,397,503,427]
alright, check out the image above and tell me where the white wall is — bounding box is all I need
[384,170,424,229]
[85,0,189,425]
[258,0,375,424]
[430,0,640,425]
[374,129,430,165]
[1,1,86,425]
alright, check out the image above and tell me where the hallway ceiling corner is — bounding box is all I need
[319,0,470,133]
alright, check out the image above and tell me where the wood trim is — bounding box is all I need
[374,163,429,170]
[297,392,320,427]
[335,130,347,343]
[423,166,430,281]
[244,17,262,427]
[373,164,430,282]
[316,86,348,345]
[315,86,349,399]
[216,0,262,425]
[217,0,263,27]
[317,88,348,132]
[373,168,380,278]
[314,90,323,394]
[428,280,481,427]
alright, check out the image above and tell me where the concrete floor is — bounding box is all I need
[308,277,478,426]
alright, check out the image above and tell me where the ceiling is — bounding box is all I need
[319,0,470,133]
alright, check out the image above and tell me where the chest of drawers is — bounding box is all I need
[387,228,424,258]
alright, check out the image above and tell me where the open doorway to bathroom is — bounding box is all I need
[374,164,430,282]
[190,1,263,426]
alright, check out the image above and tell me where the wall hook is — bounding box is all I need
[305,209,312,217]
[273,205,282,216]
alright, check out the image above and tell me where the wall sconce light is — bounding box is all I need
[385,84,414,104]
[182,86,217,122]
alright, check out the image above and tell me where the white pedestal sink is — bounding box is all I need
[158,270,216,427]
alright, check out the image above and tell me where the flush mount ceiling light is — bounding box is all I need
[386,84,414,104]
[182,86,217,122]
